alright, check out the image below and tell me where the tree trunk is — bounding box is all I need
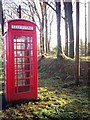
[85,1,87,56]
[75,1,79,85]
[87,43,90,87]
[67,2,74,58]
[45,4,48,53]
[56,2,62,58]
[48,21,52,53]
[40,23,44,54]
[65,20,68,56]
[0,1,2,24]
[63,2,68,56]
[87,2,90,89]
[40,2,45,54]
[48,14,53,53]
[40,26,43,54]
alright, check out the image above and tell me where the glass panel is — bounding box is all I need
[18,80,25,85]
[18,72,23,78]
[18,86,30,93]
[18,64,24,70]
[14,36,33,93]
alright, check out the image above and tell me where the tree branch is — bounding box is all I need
[44,2,56,12]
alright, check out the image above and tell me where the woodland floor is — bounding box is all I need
[0,56,90,120]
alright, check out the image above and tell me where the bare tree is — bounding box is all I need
[44,1,62,58]
[63,1,74,58]
[85,0,87,56]
[56,2,62,57]
[75,1,80,85]
[0,0,2,24]
[87,2,90,88]
[63,1,69,56]
[48,13,54,53]
[40,2,45,54]
[67,2,74,58]
[45,3,48,53]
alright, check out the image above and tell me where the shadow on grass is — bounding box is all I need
[1,91,40,110]
[0,92,6,110]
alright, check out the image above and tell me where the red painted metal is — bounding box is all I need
[4,19,38,102]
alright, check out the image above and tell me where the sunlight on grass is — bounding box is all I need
[1,78,90,120]
[0,75,4,78]
[0,91,3,95]
[39,85,76,108]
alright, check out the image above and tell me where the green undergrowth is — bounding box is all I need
[1,79,90,120]
[1,56,90,120]
[38,56,74,80]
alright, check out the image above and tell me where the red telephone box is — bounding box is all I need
[4,19,38,102]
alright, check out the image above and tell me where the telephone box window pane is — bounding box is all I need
[17,43,25,49]
[17,51,24,57]
[18,72,23,78]
[31,50,33,56]
[16,58,25,63]
[18,72,26,79]
[18,71,30,78]
[18,86,30,93]
[14,51,16,57]
[14,44,17,49]
[18,80,26,85]
[14,58,16,63]
[18,64,24,70]
[14,38,17,42]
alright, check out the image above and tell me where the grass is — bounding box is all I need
[1,78,90,120]
[0,56,90,120]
